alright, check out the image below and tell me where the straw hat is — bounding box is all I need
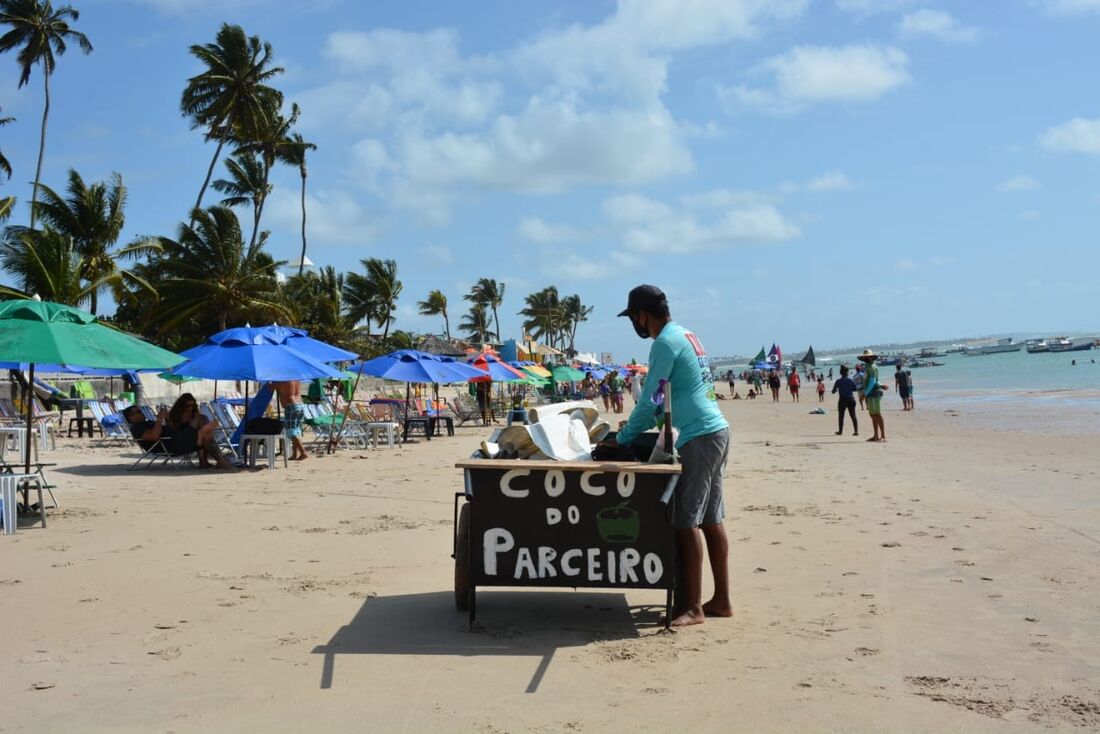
[857,349,878,362]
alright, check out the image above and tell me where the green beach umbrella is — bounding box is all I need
[0,299,184,370]
[159,372,203,385]
[0,298,183,476]
[551,365,586,382]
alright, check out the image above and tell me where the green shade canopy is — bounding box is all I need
[0,299,183,370]
[551,365,586,382]
[159,372,203,385]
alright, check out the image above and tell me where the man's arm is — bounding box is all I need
[615,342,674,446]
[139,409,169,442]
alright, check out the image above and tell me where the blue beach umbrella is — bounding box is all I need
[352,349,480,384]
[254,324,358,363]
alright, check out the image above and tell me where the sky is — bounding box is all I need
[2,0,1099,362]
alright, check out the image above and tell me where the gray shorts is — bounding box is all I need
[674,428,730,530]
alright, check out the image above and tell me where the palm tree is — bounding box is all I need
[212,150,267,250]
[364,257,401,339]
[459,301,490,344]
[144,205,289,336]
[0,196,13,222]
[283,265,356,348]
[277,132,316,276]
[180,23,283,221]
[465,277,505,340]
[560,294,594,357]
[0,226,105,305]
[418,289,450,339]
[236,99,298,250]
[0,106,13,179]
[0,0,92,229]
[32,168,160,314]
[519,285,562,349]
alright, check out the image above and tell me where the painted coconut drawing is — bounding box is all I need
[596,502,640,543]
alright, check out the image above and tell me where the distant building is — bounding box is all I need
[600,352,614,365]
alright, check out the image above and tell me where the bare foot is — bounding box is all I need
[867,437,881,442]
[669,606,706,627]
[702,599,733,617]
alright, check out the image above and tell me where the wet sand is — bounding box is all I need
[2,396,1099,732]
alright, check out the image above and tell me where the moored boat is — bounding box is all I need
[1026,339,1049,353]
[1049,338,1093,353]
[964,338,1024,356]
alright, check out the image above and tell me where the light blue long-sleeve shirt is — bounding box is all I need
[616,321,728,449]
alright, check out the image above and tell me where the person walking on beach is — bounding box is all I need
[832,365,858,436]
[767,369,781,402]
[894,364,914,411]
[816,375,826,403]
[859,350,887,442]
[753,370,764,397]
[608,368,625,414]
[788,369,801,402]
[273,380,309,460]
[853,363,866,411]
[630,370,644,405]
[601,284,730,627]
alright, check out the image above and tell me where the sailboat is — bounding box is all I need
[799,346,816,367]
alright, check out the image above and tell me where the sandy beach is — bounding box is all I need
[3,396,1099,733]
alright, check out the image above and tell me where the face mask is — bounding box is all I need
[632,314,650,339]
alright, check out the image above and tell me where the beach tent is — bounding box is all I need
[0,298,182,476]
[799,346,816,367]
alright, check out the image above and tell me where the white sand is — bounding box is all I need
[2,397,1099,732]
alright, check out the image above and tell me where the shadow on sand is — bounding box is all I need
[313,590,664,693]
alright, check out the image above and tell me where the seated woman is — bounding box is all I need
[123,394,234,470]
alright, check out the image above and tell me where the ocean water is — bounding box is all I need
[821,348,1100,434]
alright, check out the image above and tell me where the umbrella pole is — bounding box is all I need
[328,361,366,454]
[24,363,34,476]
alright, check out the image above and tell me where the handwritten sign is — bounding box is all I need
[468,467,676,590]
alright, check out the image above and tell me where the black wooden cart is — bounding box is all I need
[453,458,681,627]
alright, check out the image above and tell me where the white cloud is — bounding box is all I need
[1032,0,1100,15]
[418,243,454,265]
[265,187,377,247]
[804,171,856,191]
[721,44,911,114]
[680,188,775,208]
[296,2,812,221]
[835,0,916,13]
[517,217,586,244]
[1040,117,1100,154]
[604,193,800,253]
[898,9,978,43]
[994,175,1041,192]
[392,99,693,194]
[515,0,808,105]
[540,252,615,281]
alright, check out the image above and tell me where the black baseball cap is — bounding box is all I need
[617,284,667,317]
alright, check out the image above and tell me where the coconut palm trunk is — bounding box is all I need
[192,117,233,224]
[297,166,308,275]
[29,70,49,229]
[249,161,269,252]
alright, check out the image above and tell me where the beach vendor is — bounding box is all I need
[601,284,731,627]
[858,349,887,442]
[273,381,308,461]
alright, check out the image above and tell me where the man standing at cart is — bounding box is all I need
[602,285,731,627]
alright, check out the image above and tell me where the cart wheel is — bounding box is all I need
[454,502,471,611]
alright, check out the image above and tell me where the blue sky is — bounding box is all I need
[2,0,1100,362]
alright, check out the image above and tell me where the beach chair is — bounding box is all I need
[88,400,129,446]
[199,402,239,460]
[450,394,483,427]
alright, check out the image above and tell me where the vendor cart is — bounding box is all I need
[453,458,681,627]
